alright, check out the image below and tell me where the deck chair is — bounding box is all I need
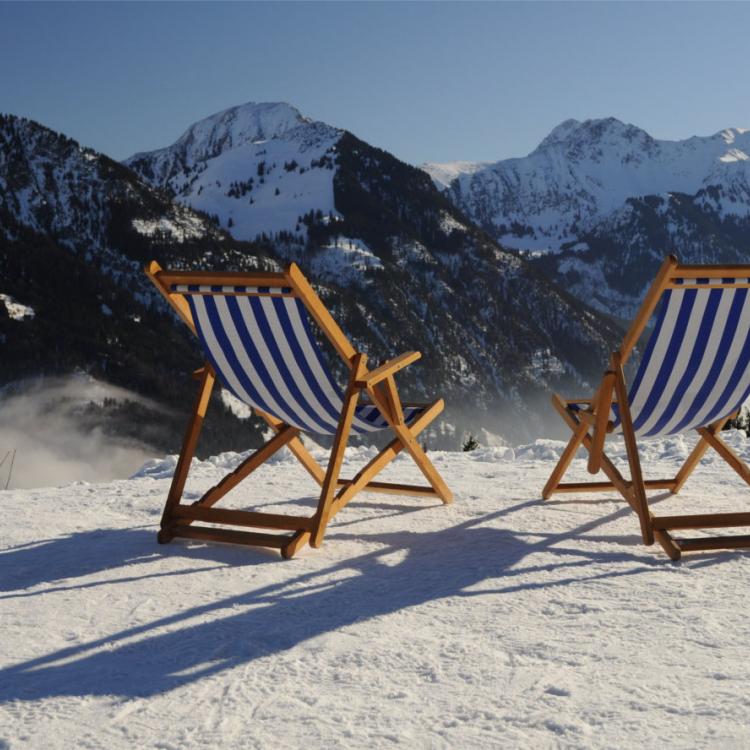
[543,255,750,560]
[145,261,453,559]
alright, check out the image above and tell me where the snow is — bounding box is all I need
[131,215,206,242]
[309,236,383,284]
[420,160,488,190]
[220,388,253,420]
[439,211,468,235]
[0,293,34,321]
[3,433,750,747]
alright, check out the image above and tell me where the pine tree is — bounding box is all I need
[462,434,479,452]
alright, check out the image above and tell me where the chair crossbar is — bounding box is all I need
[675,535,750,552]
[552,479,677,494]
[336,479,439,497]
[652,511,750,530]
[174,505,316,531]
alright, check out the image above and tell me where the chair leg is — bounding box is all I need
[613,357,653,545]
[391,420,453,503]
[543,409,588,499]
[366,385,453,504]
[329,399,445,519]
[159,367,215,542]
[311,354,367,548]
[697,425,750,487]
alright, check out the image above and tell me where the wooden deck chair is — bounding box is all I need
[145,261,453,559]
[543,254,750,560]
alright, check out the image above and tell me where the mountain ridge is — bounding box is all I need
[423,117,750,251]
[1,107,625,450]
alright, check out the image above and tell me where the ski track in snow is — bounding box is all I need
[2,434,750,748]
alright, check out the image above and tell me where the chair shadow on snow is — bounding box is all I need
[0,493,731,703]
[0,526,277,599]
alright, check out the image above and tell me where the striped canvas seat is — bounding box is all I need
[177,284,423,436]
[614,278,750,438]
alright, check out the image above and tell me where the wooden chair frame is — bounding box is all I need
[145,261,453,559]
[543,255,750,560]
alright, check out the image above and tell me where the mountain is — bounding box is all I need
[125,102,629,442]
[424,118,750,318]
[125,102,341,241]
[1,107,625,456]
[0,113,281,456]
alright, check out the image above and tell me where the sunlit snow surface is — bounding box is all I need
[3,434,750,747]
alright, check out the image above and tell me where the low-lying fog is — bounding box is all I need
[0,376,158,490]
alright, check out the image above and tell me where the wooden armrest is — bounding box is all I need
[356,351,421,387]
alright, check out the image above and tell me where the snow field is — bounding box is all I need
[2,434,750,748]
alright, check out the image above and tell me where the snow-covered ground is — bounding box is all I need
[3,433,750,749]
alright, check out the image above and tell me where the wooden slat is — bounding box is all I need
[613,354,654,545]
[676,535,750,552]
[653,530,682,561]
[173,504,315,531]
[672,265,750,279]
[382,376,404,424]
[588,369,616,474]
[335,479,439,497]
[553,479,677,493]
[155,270,290,287]
[653,512,750,530]
[311,354,367,547]
[160,367,215,530]
[666,282,750,290]
[171,524,290,549]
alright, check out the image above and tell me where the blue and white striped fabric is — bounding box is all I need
[178,285,423,435]
[614,278,750,437]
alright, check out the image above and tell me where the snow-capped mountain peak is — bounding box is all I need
[125,102,343,240]
[129,101,308,168]
[424,116,750,253]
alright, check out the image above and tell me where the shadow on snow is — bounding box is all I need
[0,495,730,702]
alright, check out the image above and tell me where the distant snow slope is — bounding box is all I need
[424,118,750,251]
[0,113,217,252]
[3,437,750,748]
[126,102,343,240]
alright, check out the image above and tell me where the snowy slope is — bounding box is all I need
[126,103,343,240]
[3,436,750,748]
[424,118,750,251]
[0,114,216,251]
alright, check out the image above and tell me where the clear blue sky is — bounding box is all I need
[1,2,748,165]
